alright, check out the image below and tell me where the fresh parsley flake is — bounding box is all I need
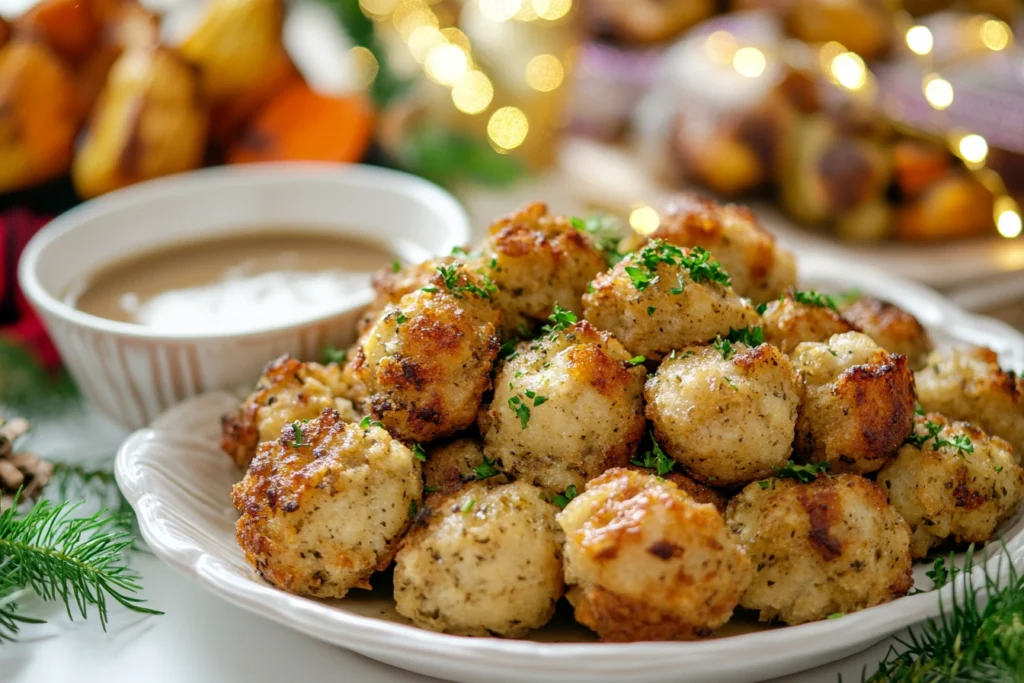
[647,306,656,316]
[552,485,578,509]
[926,555,961,589]
[758,480,771,490]
[450,246,468,255]
[359,416,384,430]
[915,404,926,416]
[996,466,1004,473]
[905,420,974,457]
[394,311,407,325]
[435,265,498,300]
[322,345,347,365]
[421,285,438,293]
[833,289,862,307]
[290,421,304,447]
[424,485,440,494]
[627,355,646,366]
[827,612,845,620]
[391,259,401,273]
[412,444,427,462]
[474,456,501,480]
[755,301,769,315]
[723,376,739,391]
[774,460,830,483]
[409,500,418,518]
[727,325,764,347]
[713,337,734,360]
[540,304,578,339]
[793,289,839,312]
[461,497,475,514]
[571,214,628,266]
[627,266,654,291]
[670,275,685,295]
[498,338,519,360]
[631,432,675,476]
[508,396,531,428]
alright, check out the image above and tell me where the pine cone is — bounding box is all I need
[0,417,53,510]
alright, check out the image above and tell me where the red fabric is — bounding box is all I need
[0,209,60,369]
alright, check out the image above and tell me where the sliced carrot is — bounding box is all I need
[227,81,374,164]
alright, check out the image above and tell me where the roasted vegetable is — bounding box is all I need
[72,47,208,198]
[13,0,101,63]
[894,172,995,241]
[0,40,80,193]
[784,0,897,61]
[892,140,950,198]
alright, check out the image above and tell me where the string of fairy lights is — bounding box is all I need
[354,0,573,153]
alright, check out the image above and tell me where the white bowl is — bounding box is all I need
[116,252,1024,683]
[19,163,469,430]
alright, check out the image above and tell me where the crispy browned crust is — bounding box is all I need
[659,470,729,514]
[761,293,859,354]
[841,296,933,369]
[359,257,459,334]
[569,584,714,642]
[796,353,916,473]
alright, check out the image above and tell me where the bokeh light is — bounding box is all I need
[830,52,867,90]
[393,1,437,38]
[452,70,494,114]
[441,28,472,53]
[479,0,522,22]
[488,106,529,150]
[958,134,988,164]
[732,47,766,78]
[981,19,1011,51]
[629,206,660,235]
[407,25,446,63]
[525,54,564,91]
[704,30,738,65]
[923,74,954,110]
[425,43,469,85]
[350,46,379,90]
[998,210,1022,238]
[531,0,571,21]
[905,25,934,55]
[359,0,400,16]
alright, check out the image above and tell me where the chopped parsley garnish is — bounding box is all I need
[524,390,548,406]
[322,345,347,365]
[713,337,734,360]
[359,416,384,430]
[421,285,438,293]
[450,245,468,255]
[498,337,520,360]
[647,306,656,316]
[627,355,646,366]
[755,301,769,315]
[926,555,961,589]
[540,304,578,338]
[723,376,739,391]
[409,500,418,518]
[570,214,627,267]
[624,241,731,294]
[394,311,408,325]
[833,289,862,307]
[827,612,845,620]
[508,395,531,429]
[412,444,427,462]
[772,460,830,483]
[474,456,501,480]
[552,485,578,509]
[727,325,764,347]
[996,466,1004,473]
[435,264,498,300]
[391,259,401,273]
[424,485,439,494]
[758,480,772,490]
[793,289,839,312]
[290,421,305,447]
[461,497,475,514]
[631,432,675,476]
[685,246,732,286]
[670,275,685,295]
[905,420,974,457]
[915,404,926,416]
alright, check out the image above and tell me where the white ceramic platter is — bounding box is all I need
[115,252,1024,683]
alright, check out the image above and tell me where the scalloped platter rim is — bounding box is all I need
[115,251,1024,683]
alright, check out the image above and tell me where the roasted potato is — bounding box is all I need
[347,264,500,443]
[221,355,360,468]
[785,0,896,61]
[645,342,801,487]
[422,435,508,495]
[761,291,859,355]
[14,0,101,63]
[557,468,752,641]
[879,412,1024,558]
[792,332,916,474]
[479,320,646,493]
[0,40,79,193]
[915,347,1024,460]
[476,203,607,338]
[233,409,421,598]
[839,296,933,370]
[727,473,912,625]
[72,47,208,198]
[582,240,760,360]
[895,173,995,241]
[394,482,564,636]
[647,194,797,303]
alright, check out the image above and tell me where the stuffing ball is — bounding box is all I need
[840,296,933,370]
[348,264,500,443]
[915,347,1024,461]
[358,256,459,334]
[760,292,858,355]
[393,481,564,637]
[792,332,916,474]
[221,355,360,468]
[582,240,760,360]
[557,468,752,641]
[476,202,607,337]
[879,412,1024,558]
[656,469,729,514]
[726,473,914,625]
[422,436,508,495]
[645,342,801,487]
[480,321,646,493]
[648,194,797,303]
[232,409,421,598]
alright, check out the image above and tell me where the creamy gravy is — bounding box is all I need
[66,230,394,333]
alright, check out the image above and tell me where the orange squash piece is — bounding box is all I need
[227,82,374,164]
[14,0,102,63]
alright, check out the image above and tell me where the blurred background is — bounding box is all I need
[1,0,1024,391]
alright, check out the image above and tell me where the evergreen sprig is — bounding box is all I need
[0,494,160,641]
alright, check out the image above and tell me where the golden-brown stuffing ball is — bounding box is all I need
[557,468,752,641]
[878,412,1024,558]
[760,291,858,355]
[422,435,508,495]
[232,409,421,598]
[726,473,913,625]
[475,203,607,338]
[393,481,564,637]
[649,194,797,303]
[645,342,801,487]
[840,296,933,370]
[358,256,459,334]
[915,347,1024,460]
[347,264,500,443]
[582,240,760,361]
[221,355,360,468]
[479,320,646,493]
[792,332,916,474]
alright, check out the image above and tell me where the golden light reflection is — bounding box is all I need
[452,70,494,114]
[425,43,469,85]
[830,51,867,90]
[923,74,954,110]
[393,1,437,38]
[441,27,472,53]
[359,0,400,16]
[732,47,766,78]
[981,19,1012,51]
[525,54,564,91]
[532,0,571,21]
[407,25,446,63]
[998,210,1022,238]
[350,46,379,90]
[629,206,660,235]
[818,41,846,73]
[479,0,522,22]
[905,25,934,55]
[704,30,737,65]
[958,134,988,164]
[488,106,529,150]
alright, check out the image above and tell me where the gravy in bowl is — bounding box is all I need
[65,230,394,333]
